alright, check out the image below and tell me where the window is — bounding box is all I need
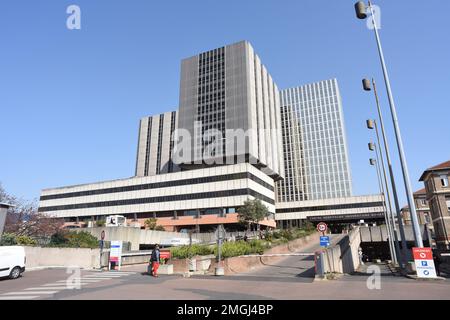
[440,175,449,188]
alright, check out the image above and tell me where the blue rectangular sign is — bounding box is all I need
[320,236,330,247]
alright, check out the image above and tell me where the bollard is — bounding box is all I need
[315,251,325,279]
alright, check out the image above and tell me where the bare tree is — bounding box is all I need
[0,183,63,238]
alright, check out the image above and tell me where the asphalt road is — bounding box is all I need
[1,235,450,300]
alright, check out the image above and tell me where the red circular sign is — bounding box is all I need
[317,222,328,233]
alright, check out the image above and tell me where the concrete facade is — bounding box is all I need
[135,111,179,177]
[178,41,284,180]
[419,160,450,250]
[23,246,108,270]
[39,163,276,231]
[275,195,385,229]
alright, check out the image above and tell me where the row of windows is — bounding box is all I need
[40,172,274,201]
[155,114,165,175]
[276,202,383,214]
[143,117,153,176]
[39,188,275,212]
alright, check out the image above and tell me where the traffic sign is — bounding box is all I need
[320,236,330,247]
[317,222,328,233]
[412,247,437,278]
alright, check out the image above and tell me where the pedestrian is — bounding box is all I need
[150,244,161,277]
[433,249,442,277]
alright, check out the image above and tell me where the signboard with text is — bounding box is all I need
[320,236,330,247]
[413,247,437,278]
[110,240,123,263]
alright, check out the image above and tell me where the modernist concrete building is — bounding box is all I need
[39,163,276,232]
[277,79,352,202]
[135,111,179,177]
[275,194,384,230]
[419,160,450,250]
[38,41,383,233]
[177,41,284,180]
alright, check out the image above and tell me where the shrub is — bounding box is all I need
[171,244,214,259]
[16,235,37,246]
[48,231,99,248]
[96,220,106,227]
[214,240,269,258]
[0,233,18,246]
[0,233,37,246]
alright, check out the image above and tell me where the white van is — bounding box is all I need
[0,246,26,279]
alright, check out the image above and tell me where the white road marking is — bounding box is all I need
[56,279,101,283]
[75,277,113,280]
[0,296,40,300]
[94,272,134,275]
[3,291,58,295]
[25,287,68,291]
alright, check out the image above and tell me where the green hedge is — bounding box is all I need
[214,240,269,258]
[170,240,270,259]
[47,231,99,248]
[170,244,214,259]
[0,233,37,246]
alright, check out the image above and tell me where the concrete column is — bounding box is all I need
[0,204,11,236]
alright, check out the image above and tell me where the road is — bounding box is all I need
[1,235,449,300]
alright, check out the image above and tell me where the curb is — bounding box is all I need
[406,274,447,281]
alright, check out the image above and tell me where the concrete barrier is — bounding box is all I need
[169,233,320,275]
[84,227,216,250]
[319,227,362,275]
[23,246,109,270]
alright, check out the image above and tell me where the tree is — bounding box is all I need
[0,183,63,239]
[144,217,165,231]
[237,199,270,232]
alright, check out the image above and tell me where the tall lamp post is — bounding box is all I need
[368,141,398,265]
[368,157,396,264]
[355,1,423,248]
[367,119,405,267]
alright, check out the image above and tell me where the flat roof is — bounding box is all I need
[0,203,15,208]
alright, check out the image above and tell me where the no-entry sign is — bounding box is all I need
[412,247,437,278]
[317,222,328,233]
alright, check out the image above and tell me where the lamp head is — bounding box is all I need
[362,78,372,91]
[355,1,368,19]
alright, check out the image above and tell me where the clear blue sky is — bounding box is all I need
[1,0,449,206]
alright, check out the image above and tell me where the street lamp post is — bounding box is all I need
[369,141,398,265]
[368,155,396,265]
[364,80,408,266]
[355,1,424,248]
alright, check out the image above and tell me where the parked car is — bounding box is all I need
[0,246,26,280]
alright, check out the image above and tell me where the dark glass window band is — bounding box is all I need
[276,202,384,214]
[40,172,274,201]
[39,188,275,212]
